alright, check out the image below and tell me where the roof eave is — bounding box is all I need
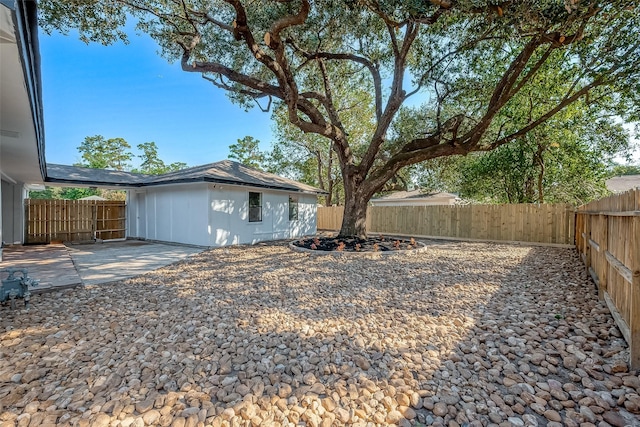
[44,177,144,189]
[13,0,46,181]
[143,176,326,195]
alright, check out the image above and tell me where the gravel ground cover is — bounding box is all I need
[0,240,639,427]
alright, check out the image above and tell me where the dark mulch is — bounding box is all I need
[292,236,418,252]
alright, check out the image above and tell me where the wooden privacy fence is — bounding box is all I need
[25,199,127,244]
[318,203,575,245]
[576,189,640,368]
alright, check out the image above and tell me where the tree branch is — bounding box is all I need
[184,54,282,97]
[489,79,605,149]
[317,60,346,134]
[285,42,384,121]
[224,0,277,71]
[453,34,546,148]
[507,45,554,99]
[202,74,265,98]
[266,0,310,48]
[359,23,420,174]
[364,74,605,197]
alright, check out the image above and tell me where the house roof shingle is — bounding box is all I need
[46,164,148,187]
[606,175,640,193]
[45,160,326,195]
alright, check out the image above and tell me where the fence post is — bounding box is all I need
[598,213,607,300]
[584,214,591,276]
[568,205,575,245]
[631,215,640,369]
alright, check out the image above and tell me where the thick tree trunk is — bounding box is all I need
[339,196,369,238]
[524,176,535,203]
[338,174,369,238]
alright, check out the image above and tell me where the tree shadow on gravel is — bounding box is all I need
[0,241,637,426]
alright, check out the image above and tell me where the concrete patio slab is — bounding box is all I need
[65,240,205,286]
[1,244,82,293]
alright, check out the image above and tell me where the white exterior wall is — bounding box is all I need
[1,179,26,246]
[127,183,211,246]
[127,183,317,247]
[207,184,316,246]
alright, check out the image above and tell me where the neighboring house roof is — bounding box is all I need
[46,160,327,195]
[372,190,459,201]
[606,175,640,193]
[78,195,107,201]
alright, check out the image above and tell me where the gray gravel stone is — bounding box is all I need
[0,241,637,426]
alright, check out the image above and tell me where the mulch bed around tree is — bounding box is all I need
[292,235,419,252]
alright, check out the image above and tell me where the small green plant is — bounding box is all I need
[555,314,563,320]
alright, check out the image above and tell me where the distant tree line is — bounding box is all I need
[231,122,638,207]
[29,136,187,200]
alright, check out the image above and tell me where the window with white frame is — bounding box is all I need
[249,192,262,222]
[289,195,299,220]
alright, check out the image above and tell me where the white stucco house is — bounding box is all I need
[370,190,460,207]
[47,161,325,247]
[1,0,324,251]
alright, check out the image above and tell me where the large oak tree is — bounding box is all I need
[40,0,640,237]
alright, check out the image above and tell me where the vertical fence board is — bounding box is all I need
[318,203,575,244]
[576,189,640,368]
[632,212,640,368]
[24,199,127,244]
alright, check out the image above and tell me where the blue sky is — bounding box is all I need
[40,27,638,169]
[39,29,275,168]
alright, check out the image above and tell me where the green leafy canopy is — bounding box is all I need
[39,0,640,235]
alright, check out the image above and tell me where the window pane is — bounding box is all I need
[249,192,261,207]
[249,192,262,222]
[249,206,262,222]
[289,196,298,220]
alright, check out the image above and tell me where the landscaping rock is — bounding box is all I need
[0,241,634,426]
